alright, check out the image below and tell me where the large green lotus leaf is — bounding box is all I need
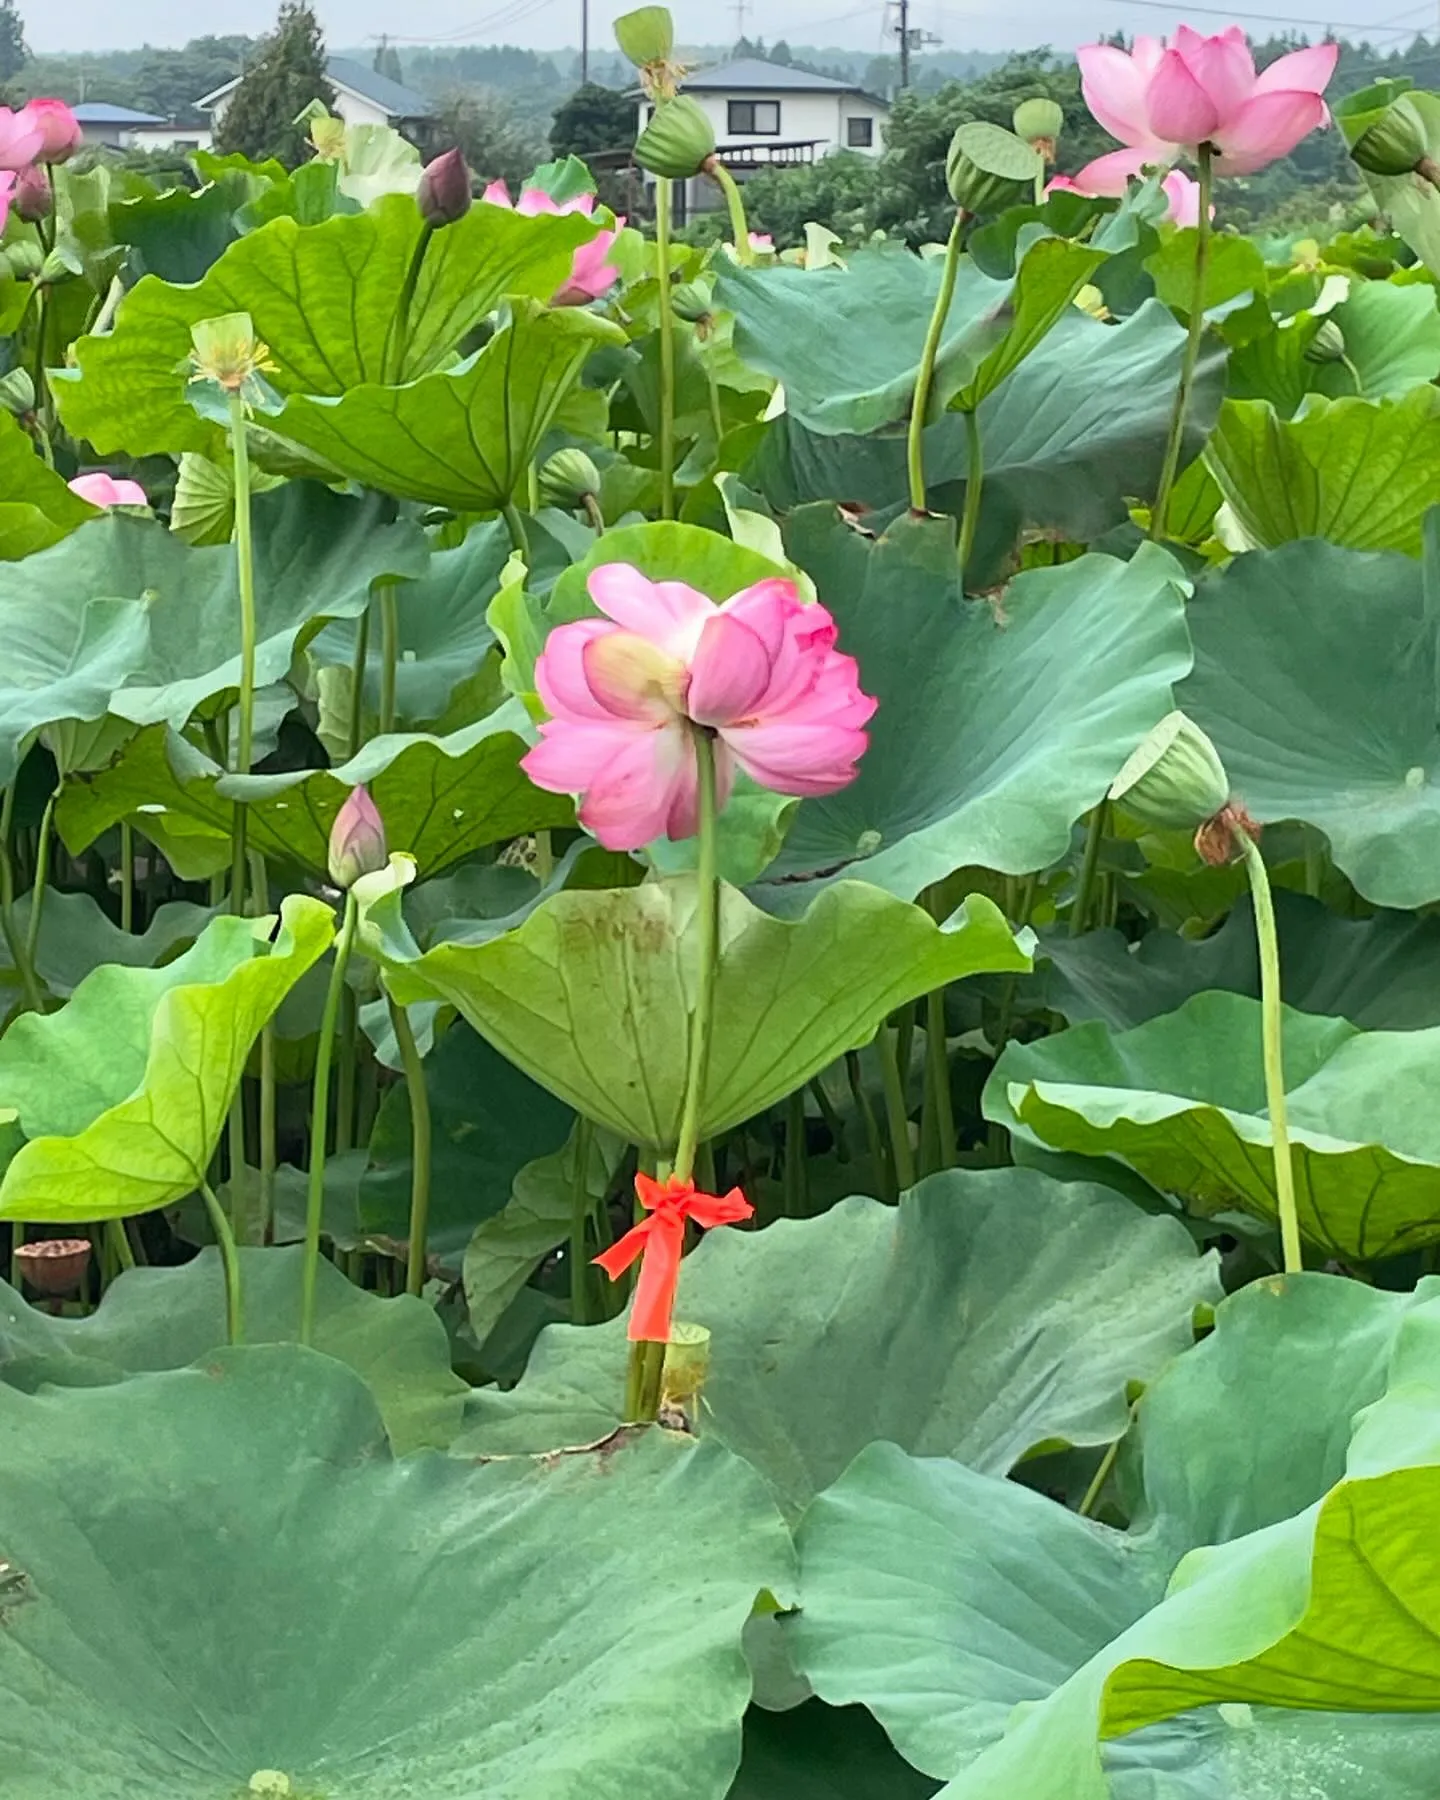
[0,896,333,1221]
[1206,387,1440,555]
[714,243,1019,436]
[791,1275,1440,1797]
[987,989,1440,1261]
[268,303,625,511]
[748,302,1224,549]
[310,517,509,728]
[0,1345,792,1799]
[1,890,218,1001]
[362,875,1028,1147]
[731,1702,940,1800]
[951,236,1106,412]
[0,589,150,788]
[0,485,425,736]
[1034,893,1440,1034]
[0,413,97,560]
[1339,87,1440,279]
[455,1168,1219,1516]
[1178,537,1440,909]
[0,1245,466,1453]
[54,196,599,456]
[750,516,1191,907]
[1229,281,1440,418]
[360,1021,574,1263]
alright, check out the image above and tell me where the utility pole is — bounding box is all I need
[581,0,589,82]
[733,0,749,47]
[897,0,908,90]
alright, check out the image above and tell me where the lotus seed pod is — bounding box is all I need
[670,277,714,323]
[636,96,715,180]
[1012,96,1063,158]
[615,6,674,68]
[1350,94,1428,177]
[0,368,34,416]
[1304,318,1346,364]
[2,240,42,280]
[1108,710,1231,832]
[538,447,601,510]
[945,121,1042,214]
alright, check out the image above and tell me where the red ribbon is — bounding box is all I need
[593,1172,753,1342]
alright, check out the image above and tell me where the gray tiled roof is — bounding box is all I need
[680,56,867,93]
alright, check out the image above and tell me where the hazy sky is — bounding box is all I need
[29,0,1418,59]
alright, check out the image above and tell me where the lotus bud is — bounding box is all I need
[538,447,601,510]
[328,785,389,890]
[2,240,42,280]
[636,96,715,180]
[1109,710,1230,832]
[1012,96,1063,161]
[1350,94,1429,178]
[13,164,50,224]
[670,276,714,325]
[1304,318,1346,364]
[417,147,472,228]
[945,121,1042,215]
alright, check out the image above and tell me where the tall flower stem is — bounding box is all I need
[569,1115,594,1325]
[23,787,57,975]
[378,582,400,737]
[1149,144,1213,543]
[1234,826,1303,1275]
[627,728,720,1421]
[878,1023,918,1193]
[226,390,258,913]
[925,987,957,1171]
[1071,800,1110,938]
[957,408,984,585]
[389,995,434,1299]
[906,209,964,514]
[502,502,531,559]
[300,889,360,1344]
[119,821,135,933]
[654,176,678,521]
[705,158,754,265]
[384,222,435,386]
[199,1179,244,1345]
[347,605,371,759]
[0,785,43,1015]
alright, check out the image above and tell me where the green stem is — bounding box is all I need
[259,1023,276,1243]
[672,731,719,1184]
[878,1024,918,1193]
[1070,800,1110,938]
[925,987,957,1170]
[783,1088,808,1216]
[347,605,371,760]
[654,176,677,522]
[378,582,400,738]
[582,493,606,536]
[384,222,435,386]
[569,1115,594,1325]
[956,407,983,585]
[847,1049,892,1201]
[906,209,964,514]
[119,821,134,933]
[706,158,754,264]
[501,502,531,559]
[534,828,554,883]
[226,392,258,777]
[300,889,360,1344]
[30,286,52,466]
[1149,143,1213,543]
[1236,827,1303,1276]
[1078,1433,1123,1519]
[23,788,57,976]
[389,996,434,1299]
[336,987,358,1152]
[0,786,42,1015]
[199,1178,244,1345]
[104,1216,136,1273]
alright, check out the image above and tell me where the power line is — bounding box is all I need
[934,0,1437,30]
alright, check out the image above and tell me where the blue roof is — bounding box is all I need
[72,102,167,124]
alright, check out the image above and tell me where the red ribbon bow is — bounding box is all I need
[593,1172,753,1342]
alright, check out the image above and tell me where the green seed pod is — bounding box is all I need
[2,240,42,280]
[670,276,714,323]
[1012,96,1064,156]
[615,6,674,69]
[636,95,715,179]
[945,121,1042,214]
[538,447,601,510]
[0,368,34,416]
[1350,94,1428,177]
[1109,710,1231,832]
[1304,318,1346,364]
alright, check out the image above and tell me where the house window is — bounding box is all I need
[728,99,780,135]
[846,116,873,148]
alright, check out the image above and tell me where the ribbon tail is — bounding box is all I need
[627,1216,684,1342]
[593,1219,649,1282]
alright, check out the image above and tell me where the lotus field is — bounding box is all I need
[2,13,1440,1795]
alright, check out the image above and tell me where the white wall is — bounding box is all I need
[207,83,390,133]
[125,124,215,152]
[637,88,887,161]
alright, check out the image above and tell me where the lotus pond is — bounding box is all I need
[0,21,1438,1800]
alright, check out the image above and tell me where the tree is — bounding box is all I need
[0,0,27,86]
[549,82,634,158]
[770,40,793,66]
[374,37,404,85]
[436,90,545,190]
[215,2,335,167]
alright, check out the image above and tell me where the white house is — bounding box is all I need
[635,57,890,220]
[198,56,439,151]
[73,103,213,153]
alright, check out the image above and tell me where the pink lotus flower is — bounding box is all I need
[1047,166,1205,226]
[1075,28,1337,185]
[522,564,876,851]
[0,106,44,172]
[18,98,82,164]
[68,472,148,509]
[483,179,623,305]
[748,231,774,253]
[0,170,15,234]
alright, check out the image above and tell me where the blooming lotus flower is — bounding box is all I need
[1075,28,1337,186]
[328,785,388,889]
[0,106,43,172]
[748,231,774,253]
[1046,166,1205,226]
[68,472,148,509]
[19,98,83,164]
[482,179,623,305]
[522,564,877,852]
[594,1173,753,1342]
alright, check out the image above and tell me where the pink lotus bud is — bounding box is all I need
[0,107,43,172]
[68,472,148,509]
[417,148,472,228]
[13,164,50,224]
[18,98,83,165]
[328,785,389,889]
